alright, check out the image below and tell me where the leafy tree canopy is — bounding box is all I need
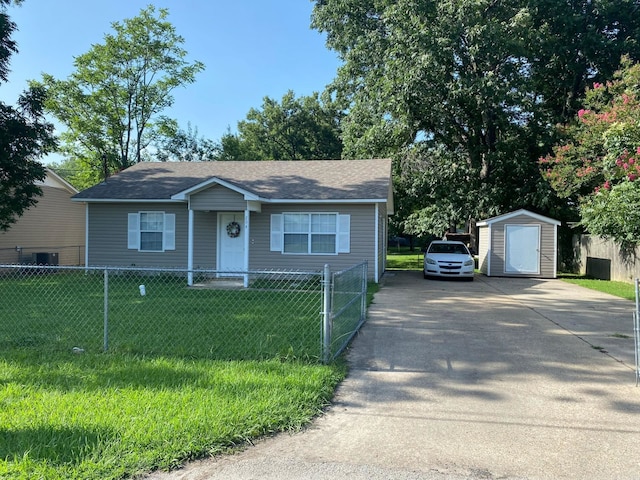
[36,5,204,185]
[155,121,220,163]
[542,58,640,246]
[312,0,640,235]
[0,0,56,231]
[220,90,343,160]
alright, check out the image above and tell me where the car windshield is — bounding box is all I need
[428,243,468,254]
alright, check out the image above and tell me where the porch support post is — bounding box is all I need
[84,204,89,270]
[187,208,194,286]
[374,203,379,283]
[243,208,250,288]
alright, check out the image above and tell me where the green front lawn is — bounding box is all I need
[0,353,345,479]
[0,270,350,478]
[0,272,322,360]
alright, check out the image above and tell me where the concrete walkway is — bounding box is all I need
[146,271,640,480]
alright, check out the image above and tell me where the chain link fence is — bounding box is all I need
[0,262,368,363]
[0,245,85,266]
[325,262,368,362]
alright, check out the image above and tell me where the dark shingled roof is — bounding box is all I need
[73,159,392,202]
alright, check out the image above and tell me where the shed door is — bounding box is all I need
[504,224,540,274]
[218,213,245,275]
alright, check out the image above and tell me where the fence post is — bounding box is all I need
[103,268,109,352]
[322,264,332,364]
[361,260,368,322]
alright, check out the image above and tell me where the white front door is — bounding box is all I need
[504,225,540,274]
[218,213,245,275]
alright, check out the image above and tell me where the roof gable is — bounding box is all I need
[171,177,260,201]
[72,159,393,204]
[477,209,560,227]
[40,168,78,194]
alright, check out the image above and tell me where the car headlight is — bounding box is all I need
[425,257,437,265]
[463,259,474,267]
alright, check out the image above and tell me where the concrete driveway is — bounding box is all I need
[146,271,640,480]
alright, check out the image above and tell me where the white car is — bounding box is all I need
[423,240,475,280]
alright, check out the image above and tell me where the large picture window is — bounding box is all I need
[271,213,350,255]
[128,212,176,252]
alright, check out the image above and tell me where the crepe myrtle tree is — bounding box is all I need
[541,58,640,246]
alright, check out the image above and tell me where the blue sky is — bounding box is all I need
[1,0,342,160]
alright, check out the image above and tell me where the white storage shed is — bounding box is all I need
[477,209,560,278]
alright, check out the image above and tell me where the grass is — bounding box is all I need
[559,275,637,301]
[0,272,323,360]
[0,352,345,479]
[386,247,424,270]
[0,269,373,478]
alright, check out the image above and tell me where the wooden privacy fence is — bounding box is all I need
[573,234,640,283]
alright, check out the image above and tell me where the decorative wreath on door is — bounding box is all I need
[226,221,241,238]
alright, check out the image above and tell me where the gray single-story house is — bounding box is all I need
[72,159,393,283]
[477,209,560,278]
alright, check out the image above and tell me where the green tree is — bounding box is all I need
[311,0,640,235]
[222,91,343,160]
[155,122,220,162]
[542,59,640,245]
[37,6,204,183]
[0,0,56,231]
[213,128,253,161]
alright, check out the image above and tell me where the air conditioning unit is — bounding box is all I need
[32,252,59,266]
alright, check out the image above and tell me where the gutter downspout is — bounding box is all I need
[374,203,379,283]
[84,203,89,269]
[244,208,250,288]
[187,207,194,286]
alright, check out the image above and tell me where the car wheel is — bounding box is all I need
[423,271,428,279]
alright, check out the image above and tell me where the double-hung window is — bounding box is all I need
[128,212,176,252]
[271,213,350,255]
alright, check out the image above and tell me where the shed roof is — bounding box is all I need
[73,159,393,206]
[476,209,560,227]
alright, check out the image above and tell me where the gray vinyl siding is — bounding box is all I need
[538,221,557,278]
[190,186,245,211]
[0,185,85,265]
[249,203,378,278]
[87,200,384,279]
[377,203,387,280]
[88,203,189,267]
[484,213,557,278]
[192,211,218,269]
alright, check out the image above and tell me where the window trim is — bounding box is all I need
[270,212,350,255]
[128,211,176,252]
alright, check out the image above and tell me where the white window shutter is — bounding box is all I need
[270,214,283,252]
[337,214,350,253]
[164,213,176,251]
[128,213,139,249]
